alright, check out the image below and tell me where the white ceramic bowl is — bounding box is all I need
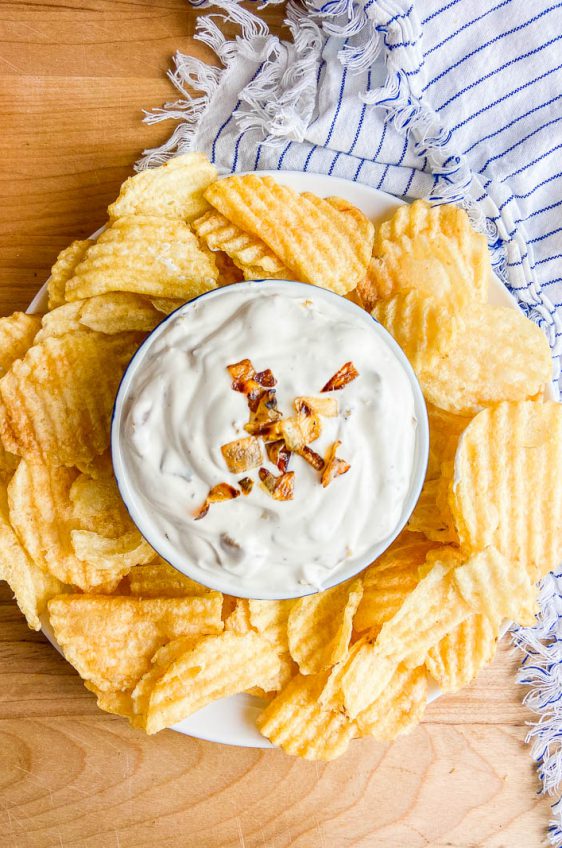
[111,278,429,600]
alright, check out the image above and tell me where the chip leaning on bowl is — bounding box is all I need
[0,152,560,760]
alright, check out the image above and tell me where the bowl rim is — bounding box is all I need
[111,278,429,600]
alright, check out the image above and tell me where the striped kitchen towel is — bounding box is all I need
[139,0,562,840]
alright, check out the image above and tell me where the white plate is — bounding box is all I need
[30,170,554,748]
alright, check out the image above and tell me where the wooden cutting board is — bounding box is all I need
[0,2,550,845]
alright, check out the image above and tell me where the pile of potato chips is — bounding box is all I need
[0,153,560,760]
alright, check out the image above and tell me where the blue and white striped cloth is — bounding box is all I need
[140,0,562,840]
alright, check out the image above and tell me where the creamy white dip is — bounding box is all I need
[118,284,417,596]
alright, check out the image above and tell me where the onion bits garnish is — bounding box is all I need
[194,482,240,520]
[321,441,350,488]
[258,468,295,501]
[321,361,359,392]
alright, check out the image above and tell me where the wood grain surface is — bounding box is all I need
[0,2,551,846]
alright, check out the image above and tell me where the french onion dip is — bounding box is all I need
[118,284,417,596]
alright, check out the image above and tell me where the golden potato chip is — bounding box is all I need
[130,636,198,721]
[426,403,472,480]
[354,539,437,633]
[407,470,457,543]
[64,216,218,302]
[127,559,216,598]
[193,209,290,276]
[359,200,489,309]
[71,528,155,571]
[69,466,127,536]
[0,312,42,376]
[213,250,244,287]
[34,302,84,342]
[372,290,457,373]
[451,401,562,578]
[425,614,498,693]
[149,297,185,315]
[0,331,140,467]
[48,593,224,692]
[248,598,295,650]
[0,485,66,630]
[47,239,94,310]
[7,460,148,591]
[84,681,144,728]
[0,440,18,484]
[339,552,471,717]
[79,292,162,334]
[204,175,373,295]
[344,662,412,733]
[287,578,363,675]
[452,547,537,626]
[69,464,155,570]
[421,305,552,415]
[140,630,282,734]
[355,664,428,740]
[108,153,217,222]
[224,598,253,633]
[257,671,356,760]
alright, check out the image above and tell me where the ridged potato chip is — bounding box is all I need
[340,551,471,717]
[426,403,472,480]
[0,331,140,467]
[71,529,154,572]
[451,401,562,579]
[85,682,144,728]
[130,637,197,722]
[193,209,289,276]
[149,297,185,315]
[373,291,457,373]
[354,538,437,633]
[141,630,281,734]
[407,472,457,543]
[48,593,224,692]
[421,305,552,415]
[108,153,217,222]
[47,239,94,310]
[79,292,162,334]
[453,547,537,626]
[257,671,357,760]
[204,175,373,295]
[356,664,428,740]
[248,598,295,651]
[64,215,218,302]
[0,485,66,630]
[425,614,498,693]
[0,312,42,376]
[127,560,217,598]
[224,598,253,633]
[38,293,159,342]
[287,578,363,675]
[34,302,83,342]
[359,200,489,310]
[7,460,151,591]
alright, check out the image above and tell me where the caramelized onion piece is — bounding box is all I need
[193,482,240,520]
[279,413,321,451]
[227,359,277,407]
[238,476,254,495]
[299,445,325,471]
[266,439,292,473]
[221,436,263,473]
[294,396,338,417]
[321,361,359,392]
[258,468,295,501]
[321,441,350,488]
